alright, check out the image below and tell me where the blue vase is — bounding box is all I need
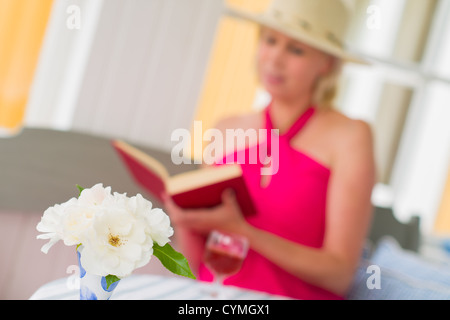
[77,246,120,300]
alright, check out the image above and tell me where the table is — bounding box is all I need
[29,274,287,300]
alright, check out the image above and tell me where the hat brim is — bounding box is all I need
[225,6,370,65]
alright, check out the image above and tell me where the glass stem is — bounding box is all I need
[211,274,225,298]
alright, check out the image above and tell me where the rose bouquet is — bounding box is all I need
[36,183,194,299]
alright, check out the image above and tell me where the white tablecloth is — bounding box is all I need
[29,274,287,300]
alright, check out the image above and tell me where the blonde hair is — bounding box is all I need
[312,59,343,110]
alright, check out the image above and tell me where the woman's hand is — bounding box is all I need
[162,189,249,236]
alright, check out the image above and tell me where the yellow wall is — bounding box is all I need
[189,0,271,160]
[0,0,54,134]
[434,165,450,235]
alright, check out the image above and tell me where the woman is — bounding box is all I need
[164,0,376,300]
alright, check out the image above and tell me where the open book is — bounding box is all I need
[112,140,256,216]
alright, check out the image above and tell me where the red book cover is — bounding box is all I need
[112,140,256,216]
[170,176,256,215]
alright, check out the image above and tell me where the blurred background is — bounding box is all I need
[1,0,449,299]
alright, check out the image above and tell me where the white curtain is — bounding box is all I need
[25,0,224,152]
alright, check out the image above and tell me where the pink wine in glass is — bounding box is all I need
[204,246,245,276]
[203,230,249,298]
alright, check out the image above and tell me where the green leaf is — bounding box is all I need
[76,185,84,197]
[105,275,120,290]
[153,243,196,280]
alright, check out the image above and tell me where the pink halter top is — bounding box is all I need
[199,104,343,300]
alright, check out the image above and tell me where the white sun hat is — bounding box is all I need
[225,0,368,64]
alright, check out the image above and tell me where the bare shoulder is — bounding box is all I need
[315,108,375,176]
[320,108,374,152]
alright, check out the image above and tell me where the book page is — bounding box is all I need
[167,164,242,195]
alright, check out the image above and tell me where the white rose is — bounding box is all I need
[80,201,154,278]
[145,208,174,247]
[130,193,174,247]
[37,184,176,278]
[78,183,112,207]
[61,204,98,246]
[36,197,78,253]
[62,184,113,246]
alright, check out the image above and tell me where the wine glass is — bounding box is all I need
[203,230,249,298]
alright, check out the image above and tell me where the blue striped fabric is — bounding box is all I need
[29,275,288,300]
